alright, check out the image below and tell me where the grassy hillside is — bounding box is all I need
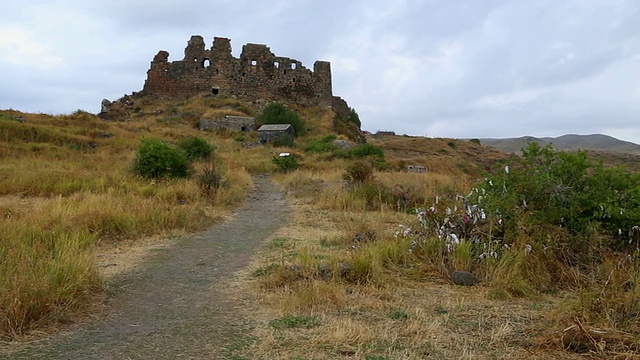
[2,97,640,358]
[241,142,640,358]
[0,102,262,339]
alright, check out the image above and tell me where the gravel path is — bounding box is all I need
[4,176,288,360]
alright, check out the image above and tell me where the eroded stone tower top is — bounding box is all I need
[141,35,333,107]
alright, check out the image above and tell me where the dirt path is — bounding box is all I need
[4,176,288,360]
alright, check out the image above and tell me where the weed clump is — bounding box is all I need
[343,160,374,184]
[197,161,223,198]
[305,134,338,153]
[273,154,299,173]
[269,315,319,329]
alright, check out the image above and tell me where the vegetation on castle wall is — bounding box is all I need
[347,107,361,127]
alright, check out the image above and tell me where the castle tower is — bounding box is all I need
[211,37,232,59]
[183,35,206,63]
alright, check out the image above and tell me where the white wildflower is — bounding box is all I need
[447,233,459,245]
[525,244,532,255]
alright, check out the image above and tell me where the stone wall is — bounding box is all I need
[258,124,296,143]
[406,165,428,173]
[198,116,255,132]
[142,36,333,107]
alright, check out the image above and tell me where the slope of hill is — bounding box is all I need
[480,134,640,155]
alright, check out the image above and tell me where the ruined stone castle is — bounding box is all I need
[141,35,334,108]
[100,35,360,140]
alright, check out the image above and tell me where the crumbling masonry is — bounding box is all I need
[141,36,334,108]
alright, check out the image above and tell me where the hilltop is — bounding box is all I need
[481,133,640,155]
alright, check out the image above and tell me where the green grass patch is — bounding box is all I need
[388,309,409,320]
[268,315,320,329]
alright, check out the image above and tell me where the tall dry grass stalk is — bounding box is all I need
[0,223,99,338]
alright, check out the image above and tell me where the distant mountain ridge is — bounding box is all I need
[480,134,640,155]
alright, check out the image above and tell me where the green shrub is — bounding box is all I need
[305,134,338,153]
[477,143,640,242]
[350,143,384,159]
[132,138,190,178]
[257,102,305,136]
[272,155,299,173]
[177,136,214,160]
[343,160,374,184]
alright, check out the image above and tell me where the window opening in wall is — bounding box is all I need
[283,70,287,75]
[193,57,198,63]
[274,61,280,69]
[251,60,257,66]
[212,87,220,95]
[215,68,219,74]
[242,72,246,77]
[203,59,210,67]
[241,126,247,132]
[291,63,297,69]
[292,78,296,82]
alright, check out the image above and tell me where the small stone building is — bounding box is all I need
[258,124,295,143]
[198,115,255,132]
[406,165,427,173]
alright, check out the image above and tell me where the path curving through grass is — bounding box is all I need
[4,176,288,359]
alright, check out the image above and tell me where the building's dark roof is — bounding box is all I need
[257,124,293,131]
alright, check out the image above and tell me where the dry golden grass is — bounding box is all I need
[4,96,640,358]
[240,195,590,359]
[242,161,640,358]
[0,105,262,339]
[367,134,509,178]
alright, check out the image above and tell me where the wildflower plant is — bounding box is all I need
[395,142,640,296]
[396,191,510,273]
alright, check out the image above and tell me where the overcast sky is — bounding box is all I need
[1,0,639,142]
